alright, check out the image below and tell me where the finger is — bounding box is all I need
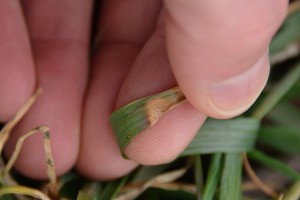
[0,0,35,122]
[76,0,162,180]
[4,0,93,179]
[116,11,207,165]
[164,0,288,119]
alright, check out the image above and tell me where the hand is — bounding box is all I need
[1,0,287,180]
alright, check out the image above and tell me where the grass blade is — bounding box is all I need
[77,191,93,200]
[252,61,300,120]
[181,118,259,156]
[248,150,300,181]
[131,165,170,184]
[57,171,82,192]
[220,153,242,200]
[0,186,50,200]
[99,176,128,200]
[110,87,186,156]
[0,126,57,197]
[283,181,300,200]
[270,10,300,54]
[115,165,190,200]
[258,125,300,154]
[194,156,203,200]
[202,153,222,200]
[81,182,102,200]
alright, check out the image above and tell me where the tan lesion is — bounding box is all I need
[145,89,186,126]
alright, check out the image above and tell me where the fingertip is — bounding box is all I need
[164,0,284,119]
[75,79,138,181]
[76,154,137,181]
[182,52,270,119]
[75,45,140,181]
[75,103,138,181]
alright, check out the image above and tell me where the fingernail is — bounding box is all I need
[208,56,269,118]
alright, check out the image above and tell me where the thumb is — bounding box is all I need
[164,0,288,119]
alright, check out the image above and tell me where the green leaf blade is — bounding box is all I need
[110,87,185,155]
[252,61,300,120]
[258,125,300,154]
[270,11,300,54]
[220,153,242,200]
[202,153,223,200]
[99,176,128,200]
[181,118,259,156]
[76,191,93,200]
[248,150,300,181]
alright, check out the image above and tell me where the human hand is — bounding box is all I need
[1,0,287,180]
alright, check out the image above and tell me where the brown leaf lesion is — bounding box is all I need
[145,88,186,126]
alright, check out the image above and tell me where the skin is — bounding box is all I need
[0,0,288,180]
